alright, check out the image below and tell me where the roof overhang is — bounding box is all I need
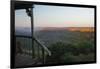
[15,1,33,10]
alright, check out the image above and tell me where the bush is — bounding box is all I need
[46,42,76,64]
[46,41,95,64]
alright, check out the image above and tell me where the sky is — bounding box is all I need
[15,4,94,28]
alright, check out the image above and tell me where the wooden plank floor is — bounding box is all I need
[15,54,38,67]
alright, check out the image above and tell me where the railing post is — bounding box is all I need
[37,43,40,60]
[42,48,45,64]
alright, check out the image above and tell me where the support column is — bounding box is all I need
[26,5,34,58]
[30,7,35,58]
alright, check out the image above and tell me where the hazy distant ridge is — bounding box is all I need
[15,27,94,36]
[40,27,94,32]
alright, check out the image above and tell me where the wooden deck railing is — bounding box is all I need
[15,35,51,64]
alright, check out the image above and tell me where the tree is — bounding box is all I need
[46,42,76,64]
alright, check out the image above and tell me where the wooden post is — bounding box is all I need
[42,48,45,64]
[30,7,34,58]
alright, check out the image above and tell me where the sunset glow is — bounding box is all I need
[15,4,94,28]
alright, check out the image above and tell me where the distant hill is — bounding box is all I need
[40,27,94,32]
[66,27,94,32]
[15,27,31,36]
[15,27,94,36]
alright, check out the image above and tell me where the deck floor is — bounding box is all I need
[15,54,38,67]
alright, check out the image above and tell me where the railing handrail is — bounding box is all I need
[15,35,32,38]
[34,37,51,56]
[15,35,51,56]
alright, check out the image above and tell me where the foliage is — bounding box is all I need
[46,41,95,64]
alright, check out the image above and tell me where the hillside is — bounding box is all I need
[40,27,94,32]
